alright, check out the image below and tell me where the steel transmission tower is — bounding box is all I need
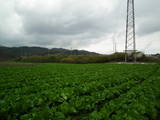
[125,0,136,62]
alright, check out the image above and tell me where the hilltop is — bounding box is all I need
[0,46,98,61]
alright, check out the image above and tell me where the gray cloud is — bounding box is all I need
[15,4,115,36]
[135,0,160,35]
[0,0,160,53]
[137,18,160,36]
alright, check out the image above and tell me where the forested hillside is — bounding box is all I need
[0,46,98,61]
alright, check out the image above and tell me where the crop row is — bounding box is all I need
[0,63,159,120]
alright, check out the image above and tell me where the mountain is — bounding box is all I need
[0,46,98,61]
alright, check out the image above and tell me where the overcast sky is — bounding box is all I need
[0,0,160,54]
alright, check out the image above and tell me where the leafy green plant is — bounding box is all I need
[0,63,159,120]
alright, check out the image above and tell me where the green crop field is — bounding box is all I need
[0,63,160,120]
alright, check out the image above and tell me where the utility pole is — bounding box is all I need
[112,35,117,53]
[115,42,117,53]
[125,0,136,62]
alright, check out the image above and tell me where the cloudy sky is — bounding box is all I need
[0,0,160,54]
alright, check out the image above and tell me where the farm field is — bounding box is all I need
[0,63,160,120]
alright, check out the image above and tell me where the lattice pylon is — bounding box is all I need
[125,0,136,62]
